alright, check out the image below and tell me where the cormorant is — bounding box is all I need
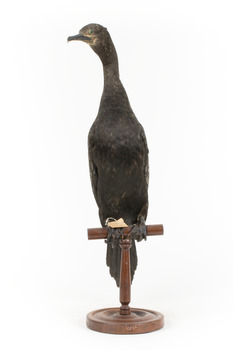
[68,24,149,287]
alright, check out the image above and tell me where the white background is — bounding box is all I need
[0,0,233,348]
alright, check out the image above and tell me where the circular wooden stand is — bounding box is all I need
[86,307,164,334]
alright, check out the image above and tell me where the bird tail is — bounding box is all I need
[106,231,138,287]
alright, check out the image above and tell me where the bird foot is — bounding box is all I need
[105,227,123,248]
[130,221,147,242]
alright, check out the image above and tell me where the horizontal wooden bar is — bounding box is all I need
[87,224,164,240]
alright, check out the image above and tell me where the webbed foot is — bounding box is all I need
[105,227,122,248]
[130,217,147,242]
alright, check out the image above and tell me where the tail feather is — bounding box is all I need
[130,239,137,281]
[106,235,138,287]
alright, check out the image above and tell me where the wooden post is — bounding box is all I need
[119,237,132,315]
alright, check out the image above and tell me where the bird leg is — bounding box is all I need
[130,216,147,242]
[105,227,123,248]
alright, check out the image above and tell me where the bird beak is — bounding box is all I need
[67,34,91,42]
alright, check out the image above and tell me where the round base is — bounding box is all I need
[86,307,164,334]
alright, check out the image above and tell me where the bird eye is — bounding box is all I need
[89,29,93,34]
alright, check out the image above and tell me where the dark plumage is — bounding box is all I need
[68,24,149,286]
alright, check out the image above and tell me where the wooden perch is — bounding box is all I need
[87,224,164,240]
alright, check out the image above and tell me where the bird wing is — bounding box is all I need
[88,157,99,206]
[139,123,149,187]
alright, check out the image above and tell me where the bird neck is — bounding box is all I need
[95,36,120,88]
[103,61,120,88]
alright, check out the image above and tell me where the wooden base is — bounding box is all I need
[86,307,164,334]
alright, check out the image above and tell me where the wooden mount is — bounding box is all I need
[86,224,164,334]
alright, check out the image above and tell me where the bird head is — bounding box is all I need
[67,23,117,66]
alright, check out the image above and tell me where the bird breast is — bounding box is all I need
[88,117,144,165]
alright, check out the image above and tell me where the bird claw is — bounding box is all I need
[105,227,122,247]
[130,222,147,242]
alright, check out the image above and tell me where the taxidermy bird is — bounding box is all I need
[68,24,149,287]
